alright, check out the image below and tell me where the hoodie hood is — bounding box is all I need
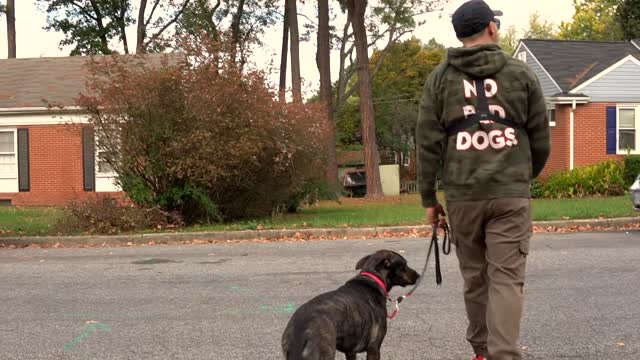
[446,43,508,78]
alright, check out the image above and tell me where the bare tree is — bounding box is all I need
[230,0,246,63]
[335,0,445,113]
[136,0,191,53]
[287,0,302,103]
[348,0,383,198]
[278,1,289,98]
[317,0,337,188]
[5,0,16,58]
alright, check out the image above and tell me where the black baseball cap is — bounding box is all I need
[452,0,503,38]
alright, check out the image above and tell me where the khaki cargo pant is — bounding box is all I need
[446,198,531,360]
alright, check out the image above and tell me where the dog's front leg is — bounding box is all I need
[366,348,381,360]
[345,353,357,360]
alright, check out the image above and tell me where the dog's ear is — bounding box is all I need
[355,255,371,270]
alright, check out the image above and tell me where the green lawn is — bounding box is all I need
[0,206,63,236]
[0,194,637,237]
[187,194,640,232]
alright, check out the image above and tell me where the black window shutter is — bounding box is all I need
[17,129,30,192]
[82,127,96,191]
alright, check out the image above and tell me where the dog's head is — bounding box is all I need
[355,250,419,289]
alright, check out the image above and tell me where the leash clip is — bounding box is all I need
[386,296,400,319]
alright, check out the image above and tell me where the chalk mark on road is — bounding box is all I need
[63,321,111,352]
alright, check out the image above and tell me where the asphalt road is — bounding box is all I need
[0,231,639,360]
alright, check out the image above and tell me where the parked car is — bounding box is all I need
[342,168,366,197]
[631,174,640,211]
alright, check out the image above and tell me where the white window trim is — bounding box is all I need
[0,128,18,180]
[95,149,117,178]
[616,105,640,155]
[517,51,527,62]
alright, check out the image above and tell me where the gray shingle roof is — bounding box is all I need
[522,39,640,92]
[0,53,183,109]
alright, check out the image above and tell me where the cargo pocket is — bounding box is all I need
[519,236,530,256]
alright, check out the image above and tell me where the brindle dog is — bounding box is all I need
[281,250,419,360]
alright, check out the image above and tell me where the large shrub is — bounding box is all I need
[78,39,328,224]
[55,195,181,235]
[542,160,625,198]
[623,155,640,186]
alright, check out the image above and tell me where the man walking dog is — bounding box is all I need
[416,1,550,359]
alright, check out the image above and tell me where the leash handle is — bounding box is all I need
[442,224,451,255]
[433,223,443,286]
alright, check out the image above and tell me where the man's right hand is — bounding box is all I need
[426,203,448,229]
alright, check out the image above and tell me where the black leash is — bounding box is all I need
[395,222,450,305]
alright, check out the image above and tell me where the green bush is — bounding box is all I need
[542,160,626,199]
[623,155,640,186]
[530,179,545,199]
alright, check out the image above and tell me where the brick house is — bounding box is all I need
[0,54,170,206]
[513,39,640,177]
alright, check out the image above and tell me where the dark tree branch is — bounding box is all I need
[144,0,161,27]
[88,0,110,50]
[143,0,191,49]
[69,0,98,21]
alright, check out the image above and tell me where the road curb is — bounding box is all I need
[2,217,640,248]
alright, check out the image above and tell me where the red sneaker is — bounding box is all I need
[472,356,486,360]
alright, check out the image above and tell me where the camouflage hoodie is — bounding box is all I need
[416,43,550,208]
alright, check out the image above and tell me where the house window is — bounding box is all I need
[95,132,118,176]
[94,133,121,193]
[0,130,17,178]
[547,107,556,127]
[97,149,115,174]
[517,51,527,62]
[403,152,410,167]
[618,107,637,152]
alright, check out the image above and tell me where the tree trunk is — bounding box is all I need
[287,0,302,103]
[279,1,289,100]
[6,0,15,58]
[118,0,129,54]
[231,0,246,64]
[348,0,384,198]
[317,0,337,189]
[136,0,148,53]
[89,0,110,53]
